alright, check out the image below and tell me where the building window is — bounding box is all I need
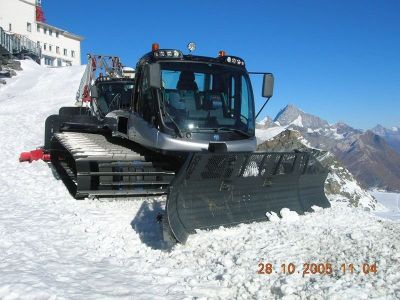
[9,23,12,31]
[37,24,40,32]
[63,49,67,56]
[44,57,53,66]
[56,46,60,54]
[71,50,75,58]
[44,28,47,34]
[56,32,59,38]
[43,43,47,50]
[49,45,52,52]
[49,29,52,36]
[27,22,32,32]
[37,41,40,47]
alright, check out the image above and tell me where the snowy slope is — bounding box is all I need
[370,189,400,221]
[0,61,400,299]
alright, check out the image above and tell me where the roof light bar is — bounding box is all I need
[224,56,245,66]
[153,49,183,59]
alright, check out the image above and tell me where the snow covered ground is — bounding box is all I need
[0,60,400,299]
[371,189,400,221]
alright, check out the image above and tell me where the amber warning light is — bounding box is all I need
[152,43,160,52]
[219,50,226,57]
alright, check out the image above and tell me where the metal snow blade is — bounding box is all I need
[166,151,330,244]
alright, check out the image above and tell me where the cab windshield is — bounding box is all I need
[96,81,134,116]
[160,62,255,134]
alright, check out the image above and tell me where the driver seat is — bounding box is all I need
[177,71,198,91]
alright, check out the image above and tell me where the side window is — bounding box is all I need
[194,73,205,91]
[136,69,147,114]
[240,76,249,125]
[141,69,149,92]
[229,76,235,110]
[138,66,155,122]
[240,75,254,129]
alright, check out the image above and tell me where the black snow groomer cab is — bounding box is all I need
[129,44,258,154]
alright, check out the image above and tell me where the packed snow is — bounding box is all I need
[1,60,400,299]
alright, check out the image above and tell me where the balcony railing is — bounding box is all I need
[0,27,14,54]
[0,26,41,59]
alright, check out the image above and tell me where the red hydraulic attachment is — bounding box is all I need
[82,85,91,103]
[19,149,51,163]
[76,54,123,105]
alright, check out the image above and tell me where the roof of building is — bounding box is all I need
[36,21,84,41]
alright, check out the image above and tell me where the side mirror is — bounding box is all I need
[144,63,161,89]
[90,85,98,98]
[262,73,274,98]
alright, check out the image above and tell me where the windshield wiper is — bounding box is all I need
[164,112,183,138]
[159,91,183,138]
[215,127,252,138]
[190,127,252,138]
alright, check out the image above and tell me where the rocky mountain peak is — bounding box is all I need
[333,122,362,136]
[273,104,302,124]
[256,116,273,129]
[273,104,329,129]
[371,124,387,135]
[371,124,400,154]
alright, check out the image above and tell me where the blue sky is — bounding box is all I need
[42,0,399,129]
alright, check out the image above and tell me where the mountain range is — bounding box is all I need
[256,104,400,192]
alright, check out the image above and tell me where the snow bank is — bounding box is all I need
[0,60,399,299]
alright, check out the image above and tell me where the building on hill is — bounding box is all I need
[0,0,83,66]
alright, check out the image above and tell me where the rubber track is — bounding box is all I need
[50,132,174,199]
